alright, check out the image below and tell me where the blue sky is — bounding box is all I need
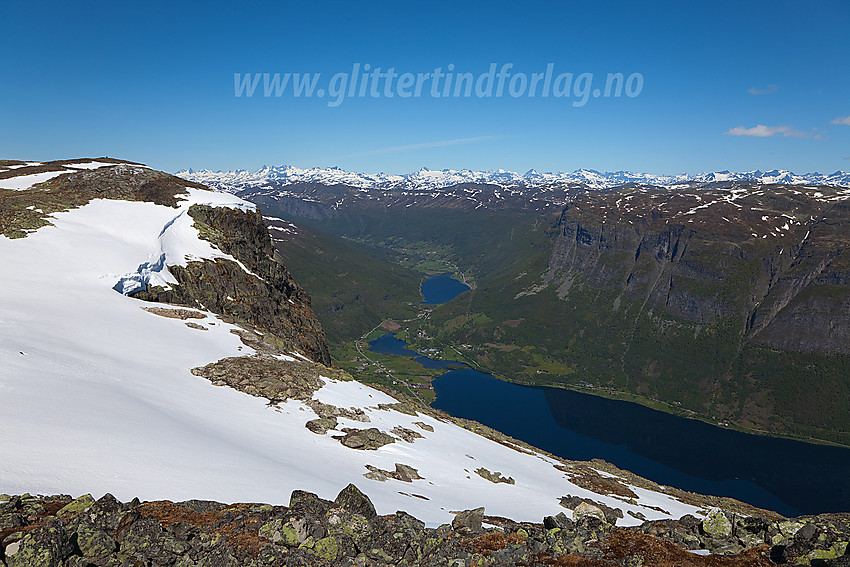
[2,0,848,175]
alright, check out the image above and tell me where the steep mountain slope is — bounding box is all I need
[0,160,726,531]
[422,184,850,445]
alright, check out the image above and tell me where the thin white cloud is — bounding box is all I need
[831,116,850,126]
[724,125,810,138]
[748,85,778,95]
[348,136,500,157]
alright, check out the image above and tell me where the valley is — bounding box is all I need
[206,170,850,450]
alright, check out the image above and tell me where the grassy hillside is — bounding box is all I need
[271,223,422,343]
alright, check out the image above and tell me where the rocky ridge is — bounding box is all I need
[1,490,848,567]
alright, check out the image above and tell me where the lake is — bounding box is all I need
[420,272,470,304]
[368,274,850,517]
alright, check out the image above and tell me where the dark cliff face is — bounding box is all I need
[133,204,331,365]
[536,184,850,442]
[548,186,850,355]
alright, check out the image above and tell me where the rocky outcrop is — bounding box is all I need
[363,463,423,483]
[191,355,327,402]
[475,468,515,485]
[2,491,848,566]
[134,204,331,365]
[334,428,396,450]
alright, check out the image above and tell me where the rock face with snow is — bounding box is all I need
[133,202,330,365]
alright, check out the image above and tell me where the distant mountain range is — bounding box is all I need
[178,165,850,190]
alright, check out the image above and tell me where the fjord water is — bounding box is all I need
[432,368,850,517]
[369,274,850,517]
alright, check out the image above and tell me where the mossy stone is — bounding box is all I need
[314,536,339,561]
[56,494,95,517]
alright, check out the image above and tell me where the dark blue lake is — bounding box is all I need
[431,367,850,517]
[420,273,470,305]
[369,272,850,517]
[369,334,458,369]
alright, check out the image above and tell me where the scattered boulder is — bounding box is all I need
[142,307,206,320]
[306,399,370,422]
[336,427,395,450]
[305,417,338,434]
[192,356,325,403]
[334,484,377,519]
[452,507,485,534]
[376,402,419,416]
[363,463,423,483]
[559,495,623,525]
[543,512,574,531]
[391,425,425,442]
[701,508,733,538]
[474,467,515,485]
[572,502,606,523]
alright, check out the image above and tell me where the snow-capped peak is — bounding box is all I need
[177,165,850,191]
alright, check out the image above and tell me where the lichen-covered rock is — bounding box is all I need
[55,494,94,518]
[75,519,116,559]
[702,508,733,538]
[0,490,848,567]
[334,484,377,519]
[543,513,573,532]
[87,493,127,532]
[8,519,73,567]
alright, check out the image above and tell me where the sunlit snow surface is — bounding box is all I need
[63,161,126,170]
[0,170,73,190]
[0,189,702,525]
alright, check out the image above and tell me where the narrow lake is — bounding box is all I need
[368,274,850,517]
